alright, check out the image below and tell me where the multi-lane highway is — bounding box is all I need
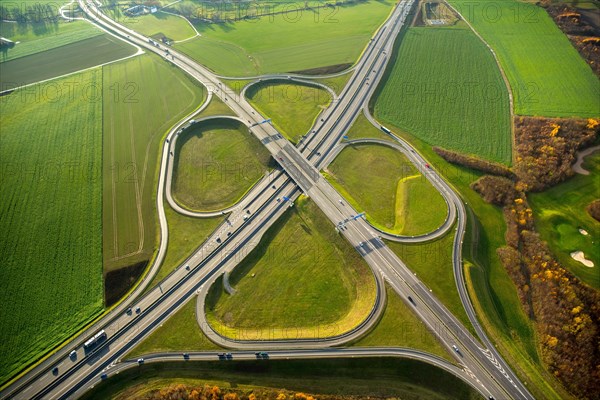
[1,1,534,399]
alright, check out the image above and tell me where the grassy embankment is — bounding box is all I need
[206,197,377,340]
[80,358,480,400]
[246,81,331,143]
[325,144,448,235]
[172,119,272,212]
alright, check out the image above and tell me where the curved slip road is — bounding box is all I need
[75,348,490,400]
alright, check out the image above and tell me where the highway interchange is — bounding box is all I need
[2,1,535,399]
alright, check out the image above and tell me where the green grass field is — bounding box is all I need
[386,231,474,334]
[352,285,453,362]
[449,0,600,118]
[0,35,137,90]
[172,119,271,211]
[206,197,376,340]
[0,20,102,62]
[247,81,331,143]
[0,69,103,385]
[80,358,479,400]
[121,11,197,41]
[102,54,206,274]
[145,205,223,291]
[313,71,353,95]
[128,297,223,358]
[175,0,394,76]
[325,144,448,235]
[529,153,600,289]
[197,96,236,117]
[374,24,512,164]
[345,112,393,142]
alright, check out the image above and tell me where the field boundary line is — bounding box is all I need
[444,1,515,165]
[158,9,201,43]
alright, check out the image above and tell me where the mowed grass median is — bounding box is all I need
[206,197,377,340]
[176,0,394,76]
[449,0,600,118]
[373,24,512,164]
[0,69,103,385]
[325,144,448,236]
[172,118,272,211]
[247,81,332,143]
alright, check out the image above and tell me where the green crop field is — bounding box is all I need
[0,35,137,90]
[374,25,512,164]
[206,197,376,340]
[325,144,448,236]
[80,358,479,400]
[102,54,206,275]
[0,69,103,385]
[121,11,197,41]
[449,0,600,118]
[529,152,600,289]
[172,119,271,212]
[0,20,102,63]
[175,0,394,76]
[352,285,452,362]
[247,81,331,143]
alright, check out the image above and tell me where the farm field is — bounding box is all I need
[0,20,102,63]
[128,297,223,358]
[121,11,197,41]
[379,123,568,399]
[352,285,452,362]
[102,54,206,278]
[80,358,479,400]
[529,152,600,289]
[206,197,377,340]
[449,0,600,118]
[373,25,512,164]
[175,0,394,76]
[246,81,331,143]
[325,144,448,236]
[172,118,272,212]
[0,34,137,90]
[0,69,103,385]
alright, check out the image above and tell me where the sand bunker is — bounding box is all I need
[579,228,589,236]
[571,251,594,268]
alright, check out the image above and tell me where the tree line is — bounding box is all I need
[437,116,599,398]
